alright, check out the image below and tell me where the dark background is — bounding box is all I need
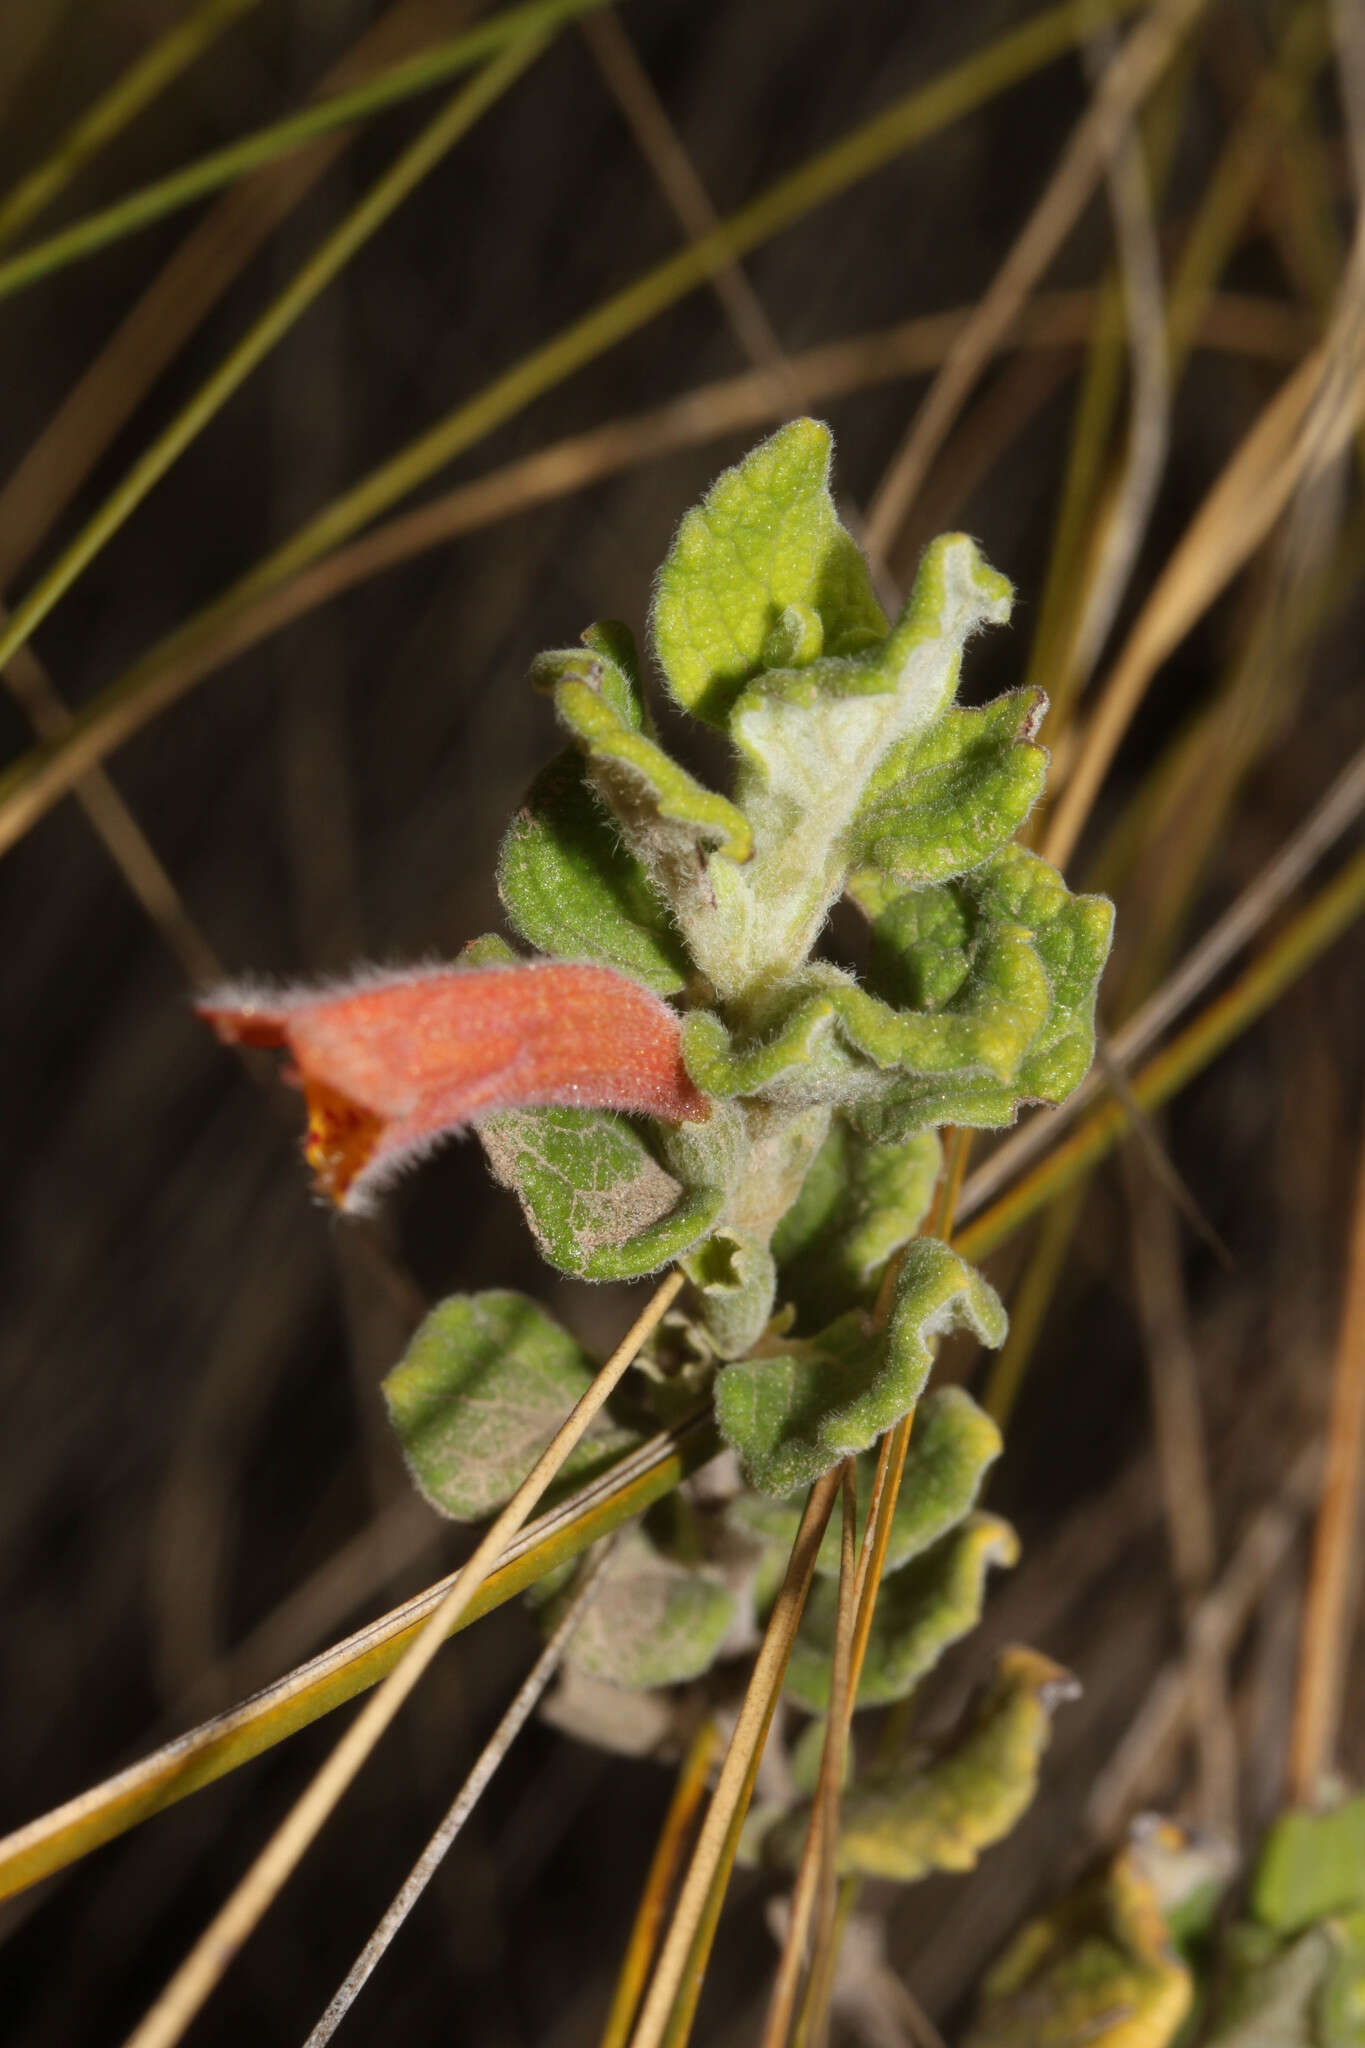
[1,1,1362,2042]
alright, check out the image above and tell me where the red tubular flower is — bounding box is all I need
[198,959,709,1211]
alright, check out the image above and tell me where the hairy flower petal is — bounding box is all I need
[199,960,708,1209]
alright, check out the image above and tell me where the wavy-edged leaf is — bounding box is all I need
[549,1526,736,1691]
[784,1512,1019,1712]
[966,1836,1194,2048]
[650,417,886,727]
[688,526,1014,996]
[543,640,752,865]
[765,1645,1074,1878]
[731,1385,1002,1579]
[478,1105,723,1281]
[771,1117,940,1326]
[715,1238,1006,1495]
[382,1290,641,1521]
[853,845,1115,1139]
[681,930,1049,1115]
[847,686,1049,901]
[497,750,689,995]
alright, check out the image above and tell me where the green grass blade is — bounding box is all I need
[0,0,613,304]
[0,0,265,253]
[0,33,549,682]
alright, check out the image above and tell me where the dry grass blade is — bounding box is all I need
[1044,204,1365,868]
[599,1721,721,2048]
[304,1537,618,2046]
[1064,24,1171,694]
[0,283,1308,860]
[581,10,790,380]
[1087,1441,1320,1838]
[118,1270,682,2048]
[762,1464,859,2048]
[0,0,264,252]
[865,0,1206,557]
[1123,1147,1237,1836]
[0,33,549,682]
[1287,1104,1365,1804]
[628,1468,842,2048]
[960,733,1365,1223]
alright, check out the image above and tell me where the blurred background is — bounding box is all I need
[1,0,1363,2041]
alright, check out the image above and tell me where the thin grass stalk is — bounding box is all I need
[982,1181,1088,1427]
[629,1470,842,2048]
[1287,1106,1365,1802]
[120,1270,683,2048]
[599,1720,721,2048]
[305,1538,618,2046]
[0,34,550,683]
[0,0,1148,853]
[0,0,264,252]
[761,1464,859,2048]
[0,0,612,302]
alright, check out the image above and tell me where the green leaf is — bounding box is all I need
[687,526,1014,997]
[785,1511,1018,1712]
[552,1526,736,1691]
[852,845,1115,1139]
[497,750,690,995]
[681,1226,777,1360]
[766,1645,1073,1879]
[382,1290,640,1520]
[966,1836,1194,2048]
[543,639,752,864]
[1252,1797,1365,1934]
[1205,1925,1340,2047]
[715,1237,1006,1495]
[650,418,886,727]
[847,686,1049,898]
[731,1385,1002,1578]
[478,1105,723,1281]
[771,1117,940,1326]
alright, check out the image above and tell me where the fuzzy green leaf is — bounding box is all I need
[784,1512,1019,1712]
[1253,1798,1365,1935]
[382,1291,639,1520]
[966,1838,1194,2048]
[852,845,1115,1139]
[651,418,886,727]
[552,1527,735,1691]
[543,640,752,865]
[731,1385,1002,1578]
[497,750,690,994]
[715,1238,1006,1496]
[771,1117,940,1326]
[764,1645,1073,1878]
[847,686,1049,899]
[685,525,1014,996]
[478,1105,723,1281]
